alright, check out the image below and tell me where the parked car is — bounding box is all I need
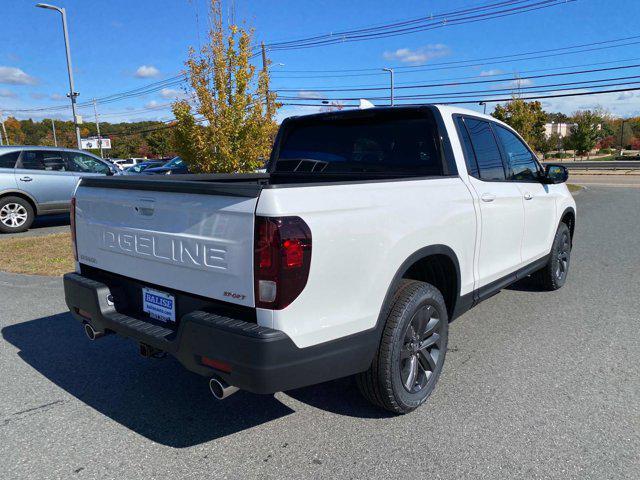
[111,158,147,170]
[63,106,575,413]
[0,146,117,233]
[143,156,189,175]
[118,160,164,175]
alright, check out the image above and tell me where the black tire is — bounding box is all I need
[0,196,35,234]
[534,222,571,291]
[357,279,449,414]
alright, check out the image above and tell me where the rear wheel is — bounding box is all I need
[0,196,34,233]
[534,222,571,291]
[357,280,448,414]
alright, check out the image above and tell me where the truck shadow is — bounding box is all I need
[2,312,386,447]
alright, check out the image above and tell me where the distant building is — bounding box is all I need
[544,121,601,138]
[544,122,573,138]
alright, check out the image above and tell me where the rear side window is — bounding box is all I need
[463,118,506,181]
[494,125,541,181]
[21,151,67,171]
[0,151,20,169]
[455,118,479,178]
[276,110,444,176]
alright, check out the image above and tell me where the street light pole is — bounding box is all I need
[51,118,57,146]
[36,3,81,149]
[92,99,103,158]
[382,68,394,106]
[0,111,8,145]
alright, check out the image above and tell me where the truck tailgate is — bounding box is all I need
[74,184,258,307]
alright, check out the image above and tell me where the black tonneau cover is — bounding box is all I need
[79,173,270,198]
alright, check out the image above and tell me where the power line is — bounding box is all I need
[258,1,573,52]
[278,76,640,102]
[276,62,640,94]
[272,36,640,79]
[278,86,640,108]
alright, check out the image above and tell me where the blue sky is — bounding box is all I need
[1,0,640,124]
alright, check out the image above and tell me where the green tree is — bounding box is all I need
[492,98,547,151]
[171,0,279,173]
[4,117,26,144]
[566,110,600,157]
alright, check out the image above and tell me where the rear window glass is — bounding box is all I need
[275,110,444,176]
[0,151,20,169]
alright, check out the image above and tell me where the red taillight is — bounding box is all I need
[70,196,78,261]
[201,356,232,373]
[254,216,312,310]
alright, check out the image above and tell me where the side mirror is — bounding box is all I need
[542,164,568,184]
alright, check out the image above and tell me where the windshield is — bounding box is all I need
[275,110,443,176]
[163,156,184,168]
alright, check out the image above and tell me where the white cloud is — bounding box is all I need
[297,91,324,100]
[135,65,160,78]
[30,92,46,100]
[503,78,533,89]
[145,100,161,108]
[383,44,450,65]
[617,91,635,100]
[0,88,17,98]
[159,87,188,100]
[480,69,504,77]
[535,89,640,117]
[0,66,37,85]
[50,93,65,101]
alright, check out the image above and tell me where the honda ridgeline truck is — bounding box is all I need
[63,106,576,413]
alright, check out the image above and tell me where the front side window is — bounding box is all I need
[463,118,506,181]
[275,110,444,176]
[494,125,541,181]
[0,151,20,169]
[66,152,110,174]
[21,151,67,171]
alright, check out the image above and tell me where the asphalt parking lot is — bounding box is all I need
[1,185,639,480]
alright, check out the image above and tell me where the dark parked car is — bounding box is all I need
[119,161,164,175]
[144,156,189,175]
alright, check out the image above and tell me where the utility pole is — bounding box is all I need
[382,68,394,106]
[36,3,82,149]
[261,42,271,114]
[619,119,627,157]
[0,111,8,145]
[51,118,57,146]
[92,98,103,158]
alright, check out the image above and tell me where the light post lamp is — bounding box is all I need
[479,101,487,114]
[382,68,394,106]
[36,3,81,149]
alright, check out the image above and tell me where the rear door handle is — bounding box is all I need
[480,193,495,203]
[19,176,33,182]
[523,192,533,200]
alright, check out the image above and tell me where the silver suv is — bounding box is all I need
[0,146,117,233]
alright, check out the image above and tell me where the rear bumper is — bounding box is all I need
[63,272,376,394]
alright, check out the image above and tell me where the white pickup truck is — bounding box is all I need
[63,106,576,413]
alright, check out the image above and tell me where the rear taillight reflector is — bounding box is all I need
[70,196,78,261]
[254,216,312,310]
[201,356,232,373]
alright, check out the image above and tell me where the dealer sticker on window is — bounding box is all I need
[142,287,176,323]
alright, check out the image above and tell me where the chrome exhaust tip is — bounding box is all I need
[209,377,239,400]
[83,322,105,341]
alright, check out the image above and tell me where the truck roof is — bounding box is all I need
[283,104,502,125]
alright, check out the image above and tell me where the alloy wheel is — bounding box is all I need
[0,203,28,228]
[400,304,443,393]
[555,232,570,280]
